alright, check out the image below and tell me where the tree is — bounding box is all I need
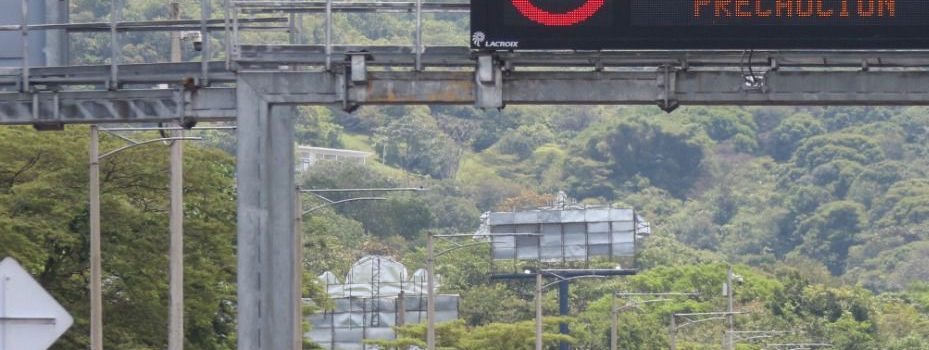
[497,124,556,160]
[769,113,825,161]
[0,126,237,349]
[826,312,876,350]
[686,107,760,152]
[574,117,712,198]
[846,161,914,208]
[459,284,532,325]
[375,110,462,179]
[797,201,867,275]
[366,318,574,350]
[871,179,929,227]
[295,106,344,148]
[458,318,575,350]
[790,133,884,171]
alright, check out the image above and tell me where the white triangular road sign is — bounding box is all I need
[0,257,74,350]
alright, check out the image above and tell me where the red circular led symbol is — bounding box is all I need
[511,0,605,27]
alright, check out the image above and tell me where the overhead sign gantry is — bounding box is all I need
[471,0,929,49]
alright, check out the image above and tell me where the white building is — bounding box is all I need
[297,145,371,172]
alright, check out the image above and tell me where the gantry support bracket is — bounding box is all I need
[343,51,373,112]
[657,64,680,112]
[475,54,503,109]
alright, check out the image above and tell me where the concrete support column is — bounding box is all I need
[167,5,184,350]
[236,76,298,350]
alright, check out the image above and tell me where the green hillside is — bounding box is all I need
[2,1,929,349]
[293,105,929,350]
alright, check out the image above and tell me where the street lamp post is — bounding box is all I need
[426,233,436,350]
[168,5,183,349]
[727,266,735,350]
[535,272,543,350]
[168,128,184,350]
[724,264,744,350]
[88,126,201,350]
[88,126,102,350]
[532,271,607,350]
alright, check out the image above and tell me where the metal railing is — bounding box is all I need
[6,0,929,95]
[229,0,469,71]
[0,0,294,93]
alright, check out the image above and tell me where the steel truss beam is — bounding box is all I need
[239,68,929,111]
[2,66,929,126]
[0,88,235,125]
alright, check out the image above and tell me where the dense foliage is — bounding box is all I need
[6,2,929,349]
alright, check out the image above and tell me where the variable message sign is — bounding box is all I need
[470,0,929,49]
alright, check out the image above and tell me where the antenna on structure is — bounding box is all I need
[555,190,568,209]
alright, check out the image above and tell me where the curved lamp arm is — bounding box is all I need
[302,196,386,215]
[100,137,202,159]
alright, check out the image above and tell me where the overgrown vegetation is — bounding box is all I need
[6,2,929,349]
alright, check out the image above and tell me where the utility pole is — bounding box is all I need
[726,265,735,350]
[426,233,436,350]
[535,271,543,350]
[89,126,102,350]
[293,187,303,350]
[167,3,184,349]
[170,2,181,63]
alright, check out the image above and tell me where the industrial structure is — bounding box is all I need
[308,256,459,350]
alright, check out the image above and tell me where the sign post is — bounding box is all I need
[0,257,73,350]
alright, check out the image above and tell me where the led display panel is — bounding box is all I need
[470,0,929,49]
